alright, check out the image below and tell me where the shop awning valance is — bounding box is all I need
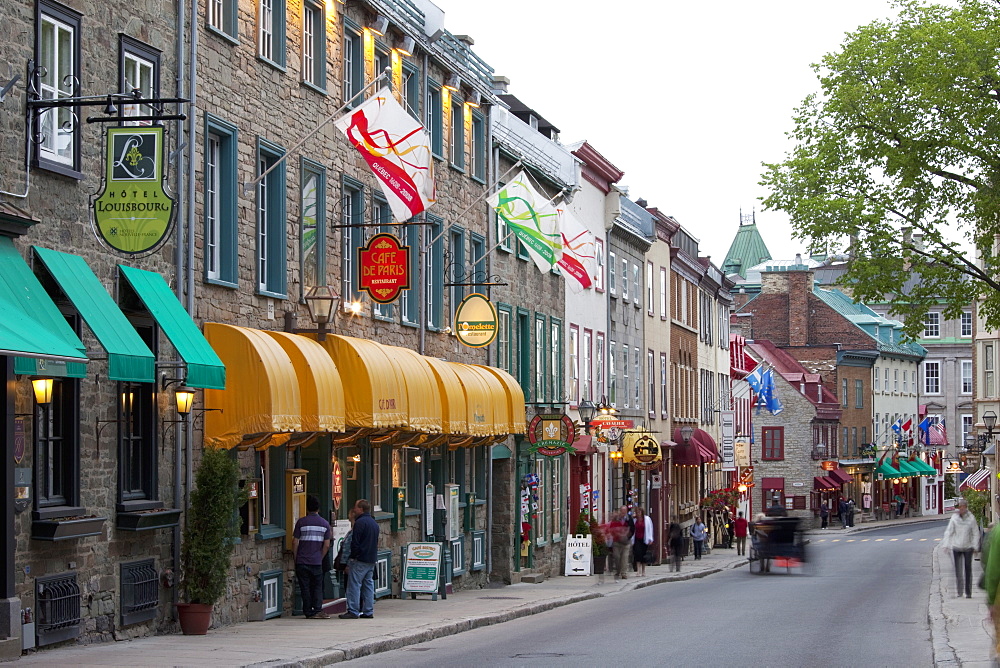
[909,458,938,475]
[33,247,155,383]
[449,362,499,437]
[119,266,226,389]
[672,428,718,466]
[0,237,89,368]
[204,323,301,449]
[384,345,443,434]
[314,334,408,430]
[475,365,527,435]
[876,461,903,479]
[264,331,345,433]
[895,459,924,477]
[828,468,852,485]
[814,476,838,490]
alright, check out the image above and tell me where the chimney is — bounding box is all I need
[491,75,510,94]
[636,198,647,208]
[787,269,815,347]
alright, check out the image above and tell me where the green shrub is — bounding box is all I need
[963,489,989,527]
[181,447,244,605]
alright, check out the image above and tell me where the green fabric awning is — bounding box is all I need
[895,459,924,477]
[118,265,225,390]
[491,443,512,459]
[909,458,937,475]
[34,247,155,383]
[876,461,903,479]
[0,237,89,367]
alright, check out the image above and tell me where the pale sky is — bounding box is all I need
[436,0,901,266]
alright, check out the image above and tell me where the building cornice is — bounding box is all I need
[571,142,624,194]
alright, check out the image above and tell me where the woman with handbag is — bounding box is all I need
[631,507,655,576]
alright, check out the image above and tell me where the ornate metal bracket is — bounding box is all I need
[442,249,507,288]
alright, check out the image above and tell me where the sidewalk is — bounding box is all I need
[13,515,994,667]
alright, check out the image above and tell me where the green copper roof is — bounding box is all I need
[812,287,926,359]
[722,223,772,279]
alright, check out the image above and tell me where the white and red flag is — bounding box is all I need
[335,88,435,222]
[556,209,595,293]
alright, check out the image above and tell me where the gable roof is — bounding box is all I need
[811,286,926,359]
[746,340,841,418]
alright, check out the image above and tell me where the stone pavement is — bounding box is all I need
[12,515,995,667]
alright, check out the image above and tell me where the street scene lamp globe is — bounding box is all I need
[577,399,596,426]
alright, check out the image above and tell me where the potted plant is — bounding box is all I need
[177,447,244,634]
[585,512,609,574]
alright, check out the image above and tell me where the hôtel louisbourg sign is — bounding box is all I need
[358,233,410,303]
[92,126,175,255]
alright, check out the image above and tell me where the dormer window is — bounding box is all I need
[529,115,539,130]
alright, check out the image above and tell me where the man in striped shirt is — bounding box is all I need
[293,495,332,619]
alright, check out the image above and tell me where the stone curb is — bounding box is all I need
[804,515,946,536]
[929,544,960,667]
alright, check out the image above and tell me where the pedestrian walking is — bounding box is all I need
[340,499,379,619]
[941,498,981,598]
[668,523,683,572]
[894,493,907,518]
[820,504,829,529]
[292,495,332,619]
[734,511,748,556]
[691,516,707,560]
[631,506,654,576]
[847,498,856,528]
[838,497,848,527]
[608,508,632,579]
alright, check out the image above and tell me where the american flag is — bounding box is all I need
[928,419,948,445]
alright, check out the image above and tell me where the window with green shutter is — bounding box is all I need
[256,138,287,298]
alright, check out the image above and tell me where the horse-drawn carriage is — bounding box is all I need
[749,516,810,574]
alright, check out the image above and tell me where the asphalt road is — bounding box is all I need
[345,520,947,667]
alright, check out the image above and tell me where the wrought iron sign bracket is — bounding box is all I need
[442,250,508,288]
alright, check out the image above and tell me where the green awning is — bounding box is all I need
[118,265,225,390]
[492,443,512,459]
[0,237,88,367]
[909,458,938,475]
[33,247,155,383]
[896,459,924,477]
[876,461,903,479]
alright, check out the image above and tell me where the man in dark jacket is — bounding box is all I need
[340,499,379,619]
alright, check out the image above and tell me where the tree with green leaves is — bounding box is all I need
[761,0,1000,337]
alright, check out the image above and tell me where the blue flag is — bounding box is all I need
[760,369,784,415]
[746,365,765,394]
[918,417,932,445]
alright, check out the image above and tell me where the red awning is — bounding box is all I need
[761,477,784,489]
[828,468,852,485]
[960,468,990,492]
[670,429,718,465]
[672,442,706,466]
[691,428,719,463]
[814,476,838,490]
[571,434,596,455]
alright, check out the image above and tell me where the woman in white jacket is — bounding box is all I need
[631,507,655,576]
[941,498,981,598]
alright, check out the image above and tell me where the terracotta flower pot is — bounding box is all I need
[176,603,213,635]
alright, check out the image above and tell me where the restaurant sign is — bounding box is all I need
[358,233,409,303]
[92,126,174,255]
[622,430,661,471]
[527,413,576,456]
[454,293,498,348]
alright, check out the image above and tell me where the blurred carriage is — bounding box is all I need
[749,516,810,574]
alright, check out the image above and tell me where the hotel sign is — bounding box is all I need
[454,293,498,348]
[358,233,409,303]
[93,126,174,255]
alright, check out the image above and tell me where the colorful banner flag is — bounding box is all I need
[555,209,595,293]
[760,369,784,415]
[488,171,562,273]
[900,418,912,433]
[335,87,435,222]
[891,418,903,434]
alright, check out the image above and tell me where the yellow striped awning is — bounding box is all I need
[450,363,500,436]
[385,346,443,434]
[204,323,301,449]
[475,365,526,434]
[423,356,468,435]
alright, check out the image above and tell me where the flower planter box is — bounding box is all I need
[31,515,107,541]
[116,508,182,532]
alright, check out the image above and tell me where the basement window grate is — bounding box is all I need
[121,559,159,625]
[35,572,81,646]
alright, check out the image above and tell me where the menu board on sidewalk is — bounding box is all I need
[402,542,442,594]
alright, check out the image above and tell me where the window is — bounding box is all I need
[258,0,286,67]
[302,1,325,89]
[718,302,729,349]
[596,333,606,400]
[119,379,155,501]
[646,262,654,315]
[371,447,382,512]
[120,37,159,124]
[426,217,444,329]
[207,0,238,39]
[659,267,667,319]
[581,329,592,403]
[402,64,420,120]
[341,178,364,302]
[963,414,974,447]
[204,115,238,285]
[371,199,393,320]
[842,427,849,457]
[569,326,579,403]
[534,458,547,542]
[375,46,390,85]
[634,346,641,410]
[647,350,655,416]
[632,263,640,306]
[841,379,848,408]
[660,352,667,418]
[851,427,858,457]
[961,311,973,338]
[449,99,465,169]
[923,312,940,338]
[471,111,485,181]
[343,21,363,106]
[923,361,941,394]
[762,427,784,460]
[609,341,617,407]
[594,239,605,292]
[911,370,916,394]
[854,379,863,409]
[496,306,512,373]
[300,160,326,299]
[550,457,563,541]
[874,367,880,392]
[884,367,889,391]
[401,224,420,325]
[551,319,562,405]
[875,414,880,439]
[621,345,629,408]
[256,139,287,297]
[903,370,908,393]
[894,368,899,392]
[449,228,466,322]
[621,258,628,301]
[35,1,81,175]
[986,344,996,397]
[962,360,973,394]
[535,315,546,403]
[427,82,443,158]
[259,447,286,537]
[608,251,617,295]
[36,378,79,510]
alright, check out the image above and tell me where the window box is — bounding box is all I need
[32,514,107,541]
[116,507,182,532]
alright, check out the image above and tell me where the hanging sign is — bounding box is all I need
[92,126,174,255]
[401,542,442,594]
[734,438,750,468]
[331,458,343,512]
[358,233,409,303]
[721,411,736,472]
[454,293,498,348]
[526,413,576,456]
[622,430,662,471]
[821,460,838,471]
[944,460,962,474]
[590,418,634,429]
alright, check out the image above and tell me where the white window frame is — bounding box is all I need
[659,267,667,319]
[205,134,221,279]
[595,239,605,291]
[569,325,579,404]
[39,8,77,167]
[646,261,654,315]
[596,333,605,400]
[923,361,941,395]
[582,329,592,403]
[923,312,940,338]
[961,360,973,395]
[961,311,973,338]
[607,250,616,295]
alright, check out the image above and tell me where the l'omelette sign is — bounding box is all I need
[454,293,498,348]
